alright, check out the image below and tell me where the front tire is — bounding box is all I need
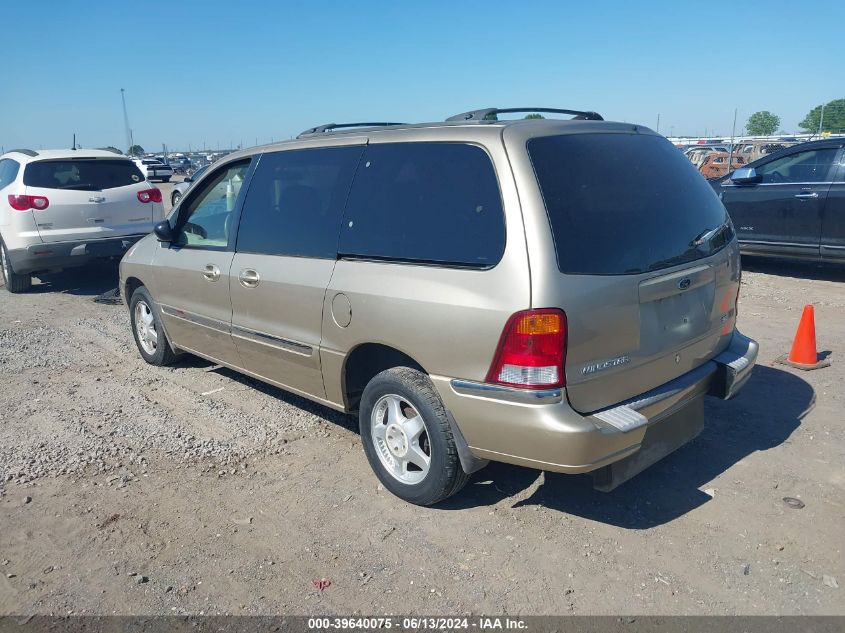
[171,191,182,207]
[0,240,32,293]
[161,177,171,183]
[129,286,177,366]
[360,367,470,506]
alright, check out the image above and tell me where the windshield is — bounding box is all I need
[528,133,731,275]
[24,159,145,191]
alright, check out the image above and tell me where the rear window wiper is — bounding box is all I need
[690,221,729,247]
[56,183,97,190]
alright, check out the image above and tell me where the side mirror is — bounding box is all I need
[184,176,193,183]
[731,167,761,185]
[153,220,174,242]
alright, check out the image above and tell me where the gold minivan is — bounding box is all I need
[120,108,757,505]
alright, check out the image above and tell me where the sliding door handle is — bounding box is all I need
[794,192,819,199]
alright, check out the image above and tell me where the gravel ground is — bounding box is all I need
[0,227,843,615]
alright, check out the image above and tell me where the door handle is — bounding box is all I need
[202,264,221,282]
[89,196,105,203]
[238,269,260,288]
[794,192,819,199]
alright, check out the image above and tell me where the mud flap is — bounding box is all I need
[445,411,490,475]
[592,396,705,492]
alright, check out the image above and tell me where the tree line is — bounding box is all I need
[746,99,844,136]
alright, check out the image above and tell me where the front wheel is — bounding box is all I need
[0,240,32,293]
[129,286,177,366]
[359,367,470,506]
[171,191,182,207]
[161,176,171,183]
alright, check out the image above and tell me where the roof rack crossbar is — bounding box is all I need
[6,148,39,157]
[297,122,408,139]
[446,107,603,122]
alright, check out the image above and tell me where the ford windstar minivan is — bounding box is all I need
[120,107,758,505]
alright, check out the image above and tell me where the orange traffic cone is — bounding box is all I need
[777,304,830,370]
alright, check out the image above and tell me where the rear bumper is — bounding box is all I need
[6,235,148,274]
[433,330,758,478]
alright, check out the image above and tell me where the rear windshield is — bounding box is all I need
[24,159,144,191]
[528,133,731,275]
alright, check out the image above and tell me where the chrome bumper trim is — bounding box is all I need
[711,330,758,399]
[449,380,563,405]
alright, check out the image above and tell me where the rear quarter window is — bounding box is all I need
[528,133,730,275]
[339,142,505,268]
[24,159,145,191]
[0,159,20,190]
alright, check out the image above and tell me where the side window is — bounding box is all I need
[757,149,838,184]
[175,160,251,249]
[236,146,363,257]
[339,143,505,267]
[0,159,20,190]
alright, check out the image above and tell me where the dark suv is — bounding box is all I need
[711,138,845,263]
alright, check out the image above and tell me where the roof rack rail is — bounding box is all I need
[297,122,408,139]
[446,107,603,122]
[6,148,39,157]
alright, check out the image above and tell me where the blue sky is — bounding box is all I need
[2,0,843,152]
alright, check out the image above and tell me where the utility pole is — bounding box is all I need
[656,113,660,134]
[120,89,132,153]
[818,104,826,136]
[728,108,738,173]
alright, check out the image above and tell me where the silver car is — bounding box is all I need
[119,108,757,505]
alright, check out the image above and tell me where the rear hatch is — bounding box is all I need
[525,130,740,413]
[23,158,161,243]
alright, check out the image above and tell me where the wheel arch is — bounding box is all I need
[124,275,145,302]
[341,343,427,413]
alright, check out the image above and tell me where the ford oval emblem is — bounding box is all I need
[678,277,692,290]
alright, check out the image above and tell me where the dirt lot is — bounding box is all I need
[1,191,843,615]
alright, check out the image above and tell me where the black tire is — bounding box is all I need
[0,239,32,293]
[360,367,470,506]
[129,286,178,366]
[171,191,182,207]
[161,177,171,183]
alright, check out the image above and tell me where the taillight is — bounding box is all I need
[486,308,567,389]
[137,188,163,204]
[8,194,49,211]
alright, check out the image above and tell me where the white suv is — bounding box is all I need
[0,149,164,293]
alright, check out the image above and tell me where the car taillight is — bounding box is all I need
[137,188,163,203]
[8,194,49,211]
[486,308,567,389]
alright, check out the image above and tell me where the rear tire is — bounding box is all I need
[0,240,32,293]
[129,286,177,366]
[359,367,470,506]
[161,177,171,183]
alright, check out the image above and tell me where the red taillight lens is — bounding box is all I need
[137,188,162,204]
[8,194,49,211]
[486,308,567,389]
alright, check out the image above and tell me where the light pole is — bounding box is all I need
[120,89,133,153]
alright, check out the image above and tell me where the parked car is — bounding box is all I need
[120,108,757,505]
[170,164,208,207]
[133,158,173,182]
[684,145,729,158]
[0,149,164,293]
[711,138,845,263]
[698,151,746,180]
[161,155,192,174]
